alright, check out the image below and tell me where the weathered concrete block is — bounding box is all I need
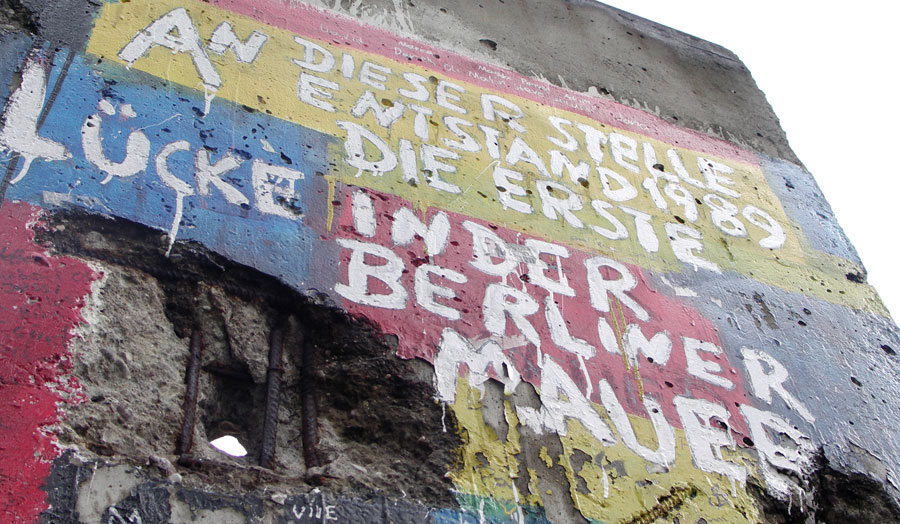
[0,0,897,522]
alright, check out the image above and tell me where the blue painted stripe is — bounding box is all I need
[1,48,340,292]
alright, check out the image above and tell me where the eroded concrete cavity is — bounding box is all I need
[43,212,461,512]
[0,0,898,522]
[0,0,38,34]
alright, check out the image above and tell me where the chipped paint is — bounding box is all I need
[0,202,98,522]
[0,0,897,522]
[83,0,882,313]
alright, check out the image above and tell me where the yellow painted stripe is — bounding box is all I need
[449,377,762,523]
[86,0,886,315]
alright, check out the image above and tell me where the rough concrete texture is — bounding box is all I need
[0,0,898,523]
[60,261,188,459]
[0,0,37,34]
[43,450,460,523]
[40,211,461,509]
[303,0,798,165]
[1,0,96,48]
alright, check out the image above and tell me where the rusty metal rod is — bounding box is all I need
[259,321,285,468]
[176,327,203,455]
[301,332,321,468]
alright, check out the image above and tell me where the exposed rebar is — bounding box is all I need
[259,321,285,468]
[176,327,203,455]
[301,333,321,468]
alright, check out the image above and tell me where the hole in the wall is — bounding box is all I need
[201,366,264,460]
[36,210,463,507]
[210,435,248,457]
[846,271,866,284]
[478,38,498,51]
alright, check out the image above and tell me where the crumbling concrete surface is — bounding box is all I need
[302,0,798,165]
[0,0,38,34]
[35,215,900,523]
[1,0,899,522]
[40,212,461,519]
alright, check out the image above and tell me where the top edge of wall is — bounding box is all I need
[300,0,799,165]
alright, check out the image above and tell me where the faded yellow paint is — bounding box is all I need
[448,378,772,523]
[539,447,553,469]
[525,468,543,507]
[611,297,645,399]
[89,0,785,270]
[557,420,760,523]
[325,175,337,231]
[448,377,527,505]
[86,0,886,314]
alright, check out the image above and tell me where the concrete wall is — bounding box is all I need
[1,0,898,522]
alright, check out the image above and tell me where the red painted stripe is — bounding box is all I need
[332,186,753,432]
[208,0,757,165]
[0,202,98,523]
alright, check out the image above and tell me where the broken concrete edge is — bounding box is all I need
[747,453,900,524]
[0,0,892,520]
[294,0,800,165]
[28,207,460,508]
[35,208,463,510]
[42,450,473,524]
[0,0,39,36]
[5,0,796,167]
[29,209,900,524]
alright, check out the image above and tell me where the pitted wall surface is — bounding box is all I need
[0,1,898,523]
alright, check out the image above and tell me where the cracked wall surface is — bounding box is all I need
[1,0,899,523]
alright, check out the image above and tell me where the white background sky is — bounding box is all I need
[599,1,900,321]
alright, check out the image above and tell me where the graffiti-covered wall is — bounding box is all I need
[2,1,899,523]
